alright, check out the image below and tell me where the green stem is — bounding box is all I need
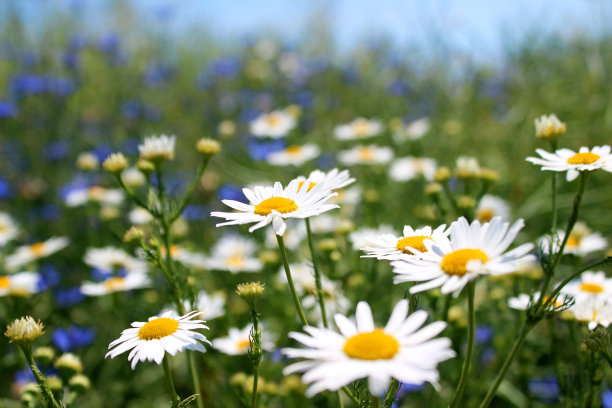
[601,352,612,369]
[250,307,262,408]
[305,219,329,328]
[342,386,360,405]
[448,280,476,408]
[21,347,62,408]
[550,139,558,236]
[545,257,612,308]
[276,235,309,326]
[116,174,157,216]
[162,357,180,408]
[187,352,205,408]
[441,182,460,215]
[170,157,210,224]
[478,322,534,408]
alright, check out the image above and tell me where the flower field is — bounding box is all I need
[2,3,612,407]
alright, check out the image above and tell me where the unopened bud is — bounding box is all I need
[76,152,99,171]
[584,325,610,353]
[196,138,221,155]
[124,226,145,243]
[5,316,44,347]
[434,167,451,182]
[33,346,55,366]
[102,153,128,174]
[54,353,83,379]
[68,374,91,393]
[236,282,265,304]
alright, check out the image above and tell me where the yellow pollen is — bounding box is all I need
[352,120,371,136]
[567,152,600,165]
[0,276,10,289]
[285,146,302,155]
[477,209,495,222]
[104,277,125,291]
[30,242,46,256]
[566,236,579,248]
[440,249,489,276]
[265,114,281,127]
[226,256,245,268]
[357,147,374,161]
[396,236,429,255]
[298,181,317,192]
[253,197,298,216]
[580,282,604,294]
[237,339,250,350]
[138,318,179,340]
[343,329,400,360]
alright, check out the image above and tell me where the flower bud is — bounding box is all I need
[54,353,83,379]
[5,316,44,347]
[584,325,610,353]
[433,167,451,182]
[424,182,442,196]
[218,120,236,137]
[123,226,145,243]
[196,138,221,156]
[136,159,155,175]
[102,153,128,174]
[33,346,56,366]
[457,196,476,212]
[47,376,63,392]
[76,152,99,171]
[479,168,499,182]
[68,374,91,393]
[455,157,480,179]
[535,114,566,140]
[236,282,265,305]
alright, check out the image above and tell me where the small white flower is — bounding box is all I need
[211,180,338,236]
[296,168,355,193]
[392,117,430,143]
[266,144,320,166]
[539,222,607,256]
[6,237,69,270]
[526,145,612,181]
[204,235,262,273]
[389,157,437,182]
[81,272,151,296]
[84,247,147,274]
[534,114,566,139]
[571,298,612,330]
[65,186,124,207]
[562,271,612,301]
[138,134,176,161]
[283,300,455,396]
[392,217,535,295]
[348,225,395,251]
[250,110,296,138]
[0,272,40,297]
[334,118,383,140]
[476,195,510,223]
[508,291,571,311]
[360,225,448,261]
[212,325,274,355]
[0,212,19,247]
[128,207,154,225]
[106,311,209,369]
[455,156,480,178]
[338,145,393,166]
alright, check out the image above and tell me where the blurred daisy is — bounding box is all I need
[392,217,535,295]
[571,298,612,330]
[308,214,339,234]
[534,114,566,139]
[81,272,151,296]
[250,110,296,138]
[360,225,447,261]
[161,291,226,321]
[138,134,176,161]
[121,167,146,187]
[266,144,320,166]
[128,207,153,225]
[160,245,208,270]
[283,300,455,396]
[0,212,19,246]
[331,185,361,207]
[84,247,147,274]
[0,272,40,297]
[106,311,209,369]
[476,195,510,223]
[338,145,393,165]
[204,235,262,273]
[65,186,124,207]
[348,225,394,250]
[540,222,607,256]
[296,168,355,193]
[6,237,69,270]
[302,288,351,321]
[508,292,571,311]
[265,219,307,250]
[389,157,437,182]
[526,145,612,181]
[213,325,274,355]
[392,117,430,143]
[455,157,481,179]
[211,180,338,236]
[334,118,383,140]
[561,271,612,301]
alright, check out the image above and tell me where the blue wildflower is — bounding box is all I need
[475,325,494,344]
[0,101,18,118]
[216,184,244,202]
[54,287,85,308]
[52,325,96,352]
[182,205,208,221]
[528,377,560,403]
[247,139,285,161]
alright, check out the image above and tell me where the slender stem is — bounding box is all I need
[21,347,62,408]
[601,352,612,369]
[448,280,476,408]
[116,174,157,216]
[187,352,205,408]
[478,323,533,408]
[441,182,460,215]
[162,357,180,408]
[276,235,309,326]
[305,219,329,328]
[550,139,558,236]
[249,307,262,408]
[170,157,211,224]
[545,257,612,307]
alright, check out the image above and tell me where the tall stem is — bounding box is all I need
[249,307,262,408]
[162,357,180,408]
[275,235,309,326]
[305,219,329,327]
[448,280,476,408]
[550,139,558,236]
[170,157,211,224]
[21,347,62,408]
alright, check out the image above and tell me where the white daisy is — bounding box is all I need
[80,272,151,296]
[476,195,510,223]
[106,311,209,369]
[0,212,19,246]
[302,289,351,322]
[212,325,274,356]
[389,157,437,182]
[6,237,69,270]
[534,114,566,139]
[360,225,448,261]
[331,185,361,207]
[338,145,393,166]
[539,222,607,256]
[121,167,147,187]
[204,235,262,273]
[296,168,355,193]
[161,291,226,321]
[392,217,535,295]
[508,291,571,311]
[334,118,383,140]
[128,207,154,225]
[84,247,147,274]
[526,145,612,181]
[211,180,338,236]
[265,219,307,250]
[571,298,612,330]
[159,244,208,270]
[283,300,455,396]
[561,271,612,301]
[455,157,480,179]
[138,134,176,161]
[65,186,124,207]
[348,225,395,251]
[308,214,340,234]
[250,110,297,138]
[392,117,430,143]
[0,272,40,297]
[266,144,320,166]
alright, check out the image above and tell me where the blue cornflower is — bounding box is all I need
[54,287,85,308]
[475,325,494,344]
[182,205,208,221]
[0,101,18,118]
[216,184,244,202]
[528,377,560,403]
[52,325,96,352]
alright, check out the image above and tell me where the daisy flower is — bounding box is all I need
[392,217,535,295]
[159,245,208,270]
[571,298,612,330]
[539,222,607,256]
[84,247,147,274]
[526,145,612,181]
[211,180,338,236]
[65,186,124,207]
[508,292,572,311]
[138,134,176,161]
[338,145,393,166]
[212,325,274,355]
[128,207,153,225]
[283,300,455,396]
[6,237,69,270]
[534,114,566,139]
[455,156,480,179]
[266,144,320,166]
[0,212,19,246]
[105,311,209,369]
[561,271,612,301]
[476,195,510,223]
[250,110,297,138]
[0,272,40,297]
[389,157,437,182]
[296,168,355,193]
[161,291,226,321]
[203,235,262,273]
[334,118,383,140]
[81,272,151,296]
[360,225,448,261]
[392,117,430,143]
[265,219,307,250]
[348,225,395,251]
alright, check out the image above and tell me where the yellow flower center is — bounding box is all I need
[87,186,106,201]
[226,256,245,268]
[395,236,429,255]
[285,146,302,155]
[343,329,400,360]
[567,152,600,165]
[0,276,10,289]
[104,277,125,291]
[580,282,604,294]
[440,249,489,276]
[138,318,179,340]
[237,339,250,351]
[566,236,579,248]
[30,242,46,257]
[265,114,281,127]
[357,147,374,161]
[477,209,494,222]
[298,181,317,192]
[0,223,6,232]
[253,197,298,216]
[352,120,371,136]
